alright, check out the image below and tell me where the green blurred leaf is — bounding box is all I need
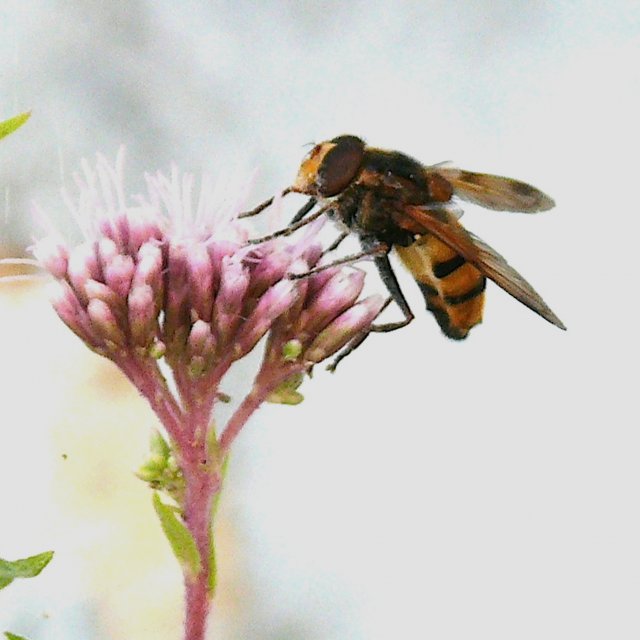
[152,493,201,579]
[5,631,29,640]
[0,551,54,591]
[0,112,30,141]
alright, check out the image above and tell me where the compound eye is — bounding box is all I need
[317,136,365,196]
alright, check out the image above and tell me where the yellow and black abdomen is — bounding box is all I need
[395,235,486,339]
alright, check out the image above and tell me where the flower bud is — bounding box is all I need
[87,298,127,347]
[304,294,385,363]
[97,237,119,274]
[233,280,299,359]
[126,210,163,254]
[50,281,101,348]
[297,269,365,337]
[247,246,294,299]
[128,284,158,347]
[133,242,164,313]
[104,253,135,299]
[272,258,309,331]
[304,255,342,300]
[187,244,214,322]
[187,320,216,359]
[206,240,241,291]
[163,284,190,354]
[215,256,250,343]
[299,242,323,270]
[67,243,100,303]
[32,237,68,279]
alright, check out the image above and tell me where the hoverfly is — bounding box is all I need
[242,135,565,365]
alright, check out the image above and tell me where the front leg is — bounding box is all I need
[364,239,415,332]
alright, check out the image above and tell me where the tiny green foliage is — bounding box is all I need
[0,112,30,141]
[136,431,185,503]
[282,339,303,361]
[0,551,54,590]
[5,632,29,640]
[266,372,305,405]
[152,493,201,579]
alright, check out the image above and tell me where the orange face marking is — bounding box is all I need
[292,142,334,195]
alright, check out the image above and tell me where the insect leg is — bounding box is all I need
[323,231,349,255]
[248,202,332,245]
[290,197,318,224]
[327,253,414,372]
[238,188,294,219]
[288,243,390,279]
[369,253,415,332]
[326,297,393,372]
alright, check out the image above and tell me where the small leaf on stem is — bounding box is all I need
[152,493,201,579]
[266,372,305,405]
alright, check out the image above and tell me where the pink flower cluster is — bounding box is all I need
[33,152,383,452]
[29,151,386,640]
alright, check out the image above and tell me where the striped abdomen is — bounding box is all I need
[395,235,486,339]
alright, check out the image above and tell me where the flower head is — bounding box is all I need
[34,150,384,456]
[29,149,388,639]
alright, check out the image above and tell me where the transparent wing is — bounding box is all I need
[428,167,555,212]
[395,204,565,329]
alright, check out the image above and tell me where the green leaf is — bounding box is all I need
[152,493,201,579]
[5,632,29,640]
[0,551,54,590]
[0,112,30,141]
[149,429,171,460]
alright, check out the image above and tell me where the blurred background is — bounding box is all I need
[1,1,639,639]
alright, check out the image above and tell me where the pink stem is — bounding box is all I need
[219,364,303,453]
[117,357,190,451]
[181,458,220,640]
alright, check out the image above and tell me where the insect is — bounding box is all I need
[242,135,565,365]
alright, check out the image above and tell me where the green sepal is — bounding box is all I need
[149,429,171,460]
[5,632,29,640]
[152,493,201,579]
[0,551,54,591]
[282,339,303,361]
[0,112,30,141]
[266,372,305,405]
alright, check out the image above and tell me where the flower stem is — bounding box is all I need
[219,364,303,453]
[117,358,193,453]
[181,441,221,639]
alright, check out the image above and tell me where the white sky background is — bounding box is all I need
[1,1,639,639]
